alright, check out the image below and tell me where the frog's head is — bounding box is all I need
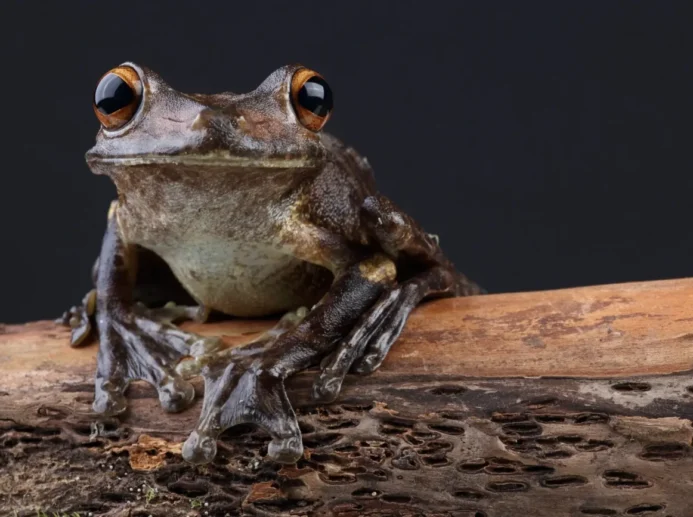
[85,62,333,177]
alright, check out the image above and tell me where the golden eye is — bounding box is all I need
[93,66,143,130]
[290,68,333,132]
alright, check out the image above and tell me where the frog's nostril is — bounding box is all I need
[191,109,216,130]
[191,106,244,132]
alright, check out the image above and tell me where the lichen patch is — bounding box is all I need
[110,434,182,471]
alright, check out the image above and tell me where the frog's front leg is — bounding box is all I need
[312,194,485,402]
[59,254,209,348]
[312,265,459,402]
[90,207,213,415]
[179,254,396,464]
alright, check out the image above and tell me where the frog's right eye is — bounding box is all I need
[93,66,143,130]
[290,68,333,132]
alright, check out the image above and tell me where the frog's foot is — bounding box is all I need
[311,286,412,402]
[57,291,208,348]
[94,311,219,416]
[180,352,302,465]
[313,266,457,403]
[56,290,98,347]
[177,307,309,465]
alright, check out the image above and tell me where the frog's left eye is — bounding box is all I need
[290,68,333,132]
[93,66,143,130]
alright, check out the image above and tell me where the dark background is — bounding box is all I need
[2,1,692,323]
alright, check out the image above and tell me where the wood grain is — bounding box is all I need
[2,278,693,516]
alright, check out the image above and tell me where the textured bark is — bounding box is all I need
[2,278,693,516]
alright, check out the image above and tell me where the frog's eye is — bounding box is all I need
[93,66,143,130]
[290,68,333,132]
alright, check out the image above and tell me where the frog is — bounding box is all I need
[58,62,483,465]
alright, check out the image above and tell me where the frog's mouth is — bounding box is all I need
[87,152,320,173]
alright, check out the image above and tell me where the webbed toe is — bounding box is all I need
[182,355,303,464]
[57,289,97,347]
[93,311,214,415]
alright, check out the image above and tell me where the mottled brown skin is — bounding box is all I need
[60,62,482,464]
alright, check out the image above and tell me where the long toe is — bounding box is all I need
[268,435,304,464]
[93,377,128,415]
[312,370,345,403]
[182,430,218,464]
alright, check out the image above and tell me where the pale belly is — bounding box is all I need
[151,239,331,317]
[112,167,335,316]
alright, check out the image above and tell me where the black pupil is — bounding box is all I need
[298,77,333,117]
[94,73,136,115]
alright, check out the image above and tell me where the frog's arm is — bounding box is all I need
[311,194,485,402]
[182,190,483,465]
[59,232,207,348]
[179,253,397,464]
[84,204,216,415]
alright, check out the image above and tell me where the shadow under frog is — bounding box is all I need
[58,62,483,464]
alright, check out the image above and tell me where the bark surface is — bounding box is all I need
[2,278,693,516]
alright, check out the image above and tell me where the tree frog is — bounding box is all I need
[59,62,482,464]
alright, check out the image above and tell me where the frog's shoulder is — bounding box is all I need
[320,133,377,191]
[301,133,378,243]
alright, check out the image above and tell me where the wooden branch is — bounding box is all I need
[2,278,693,516]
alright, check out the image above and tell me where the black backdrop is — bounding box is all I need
[2,1,692,323]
